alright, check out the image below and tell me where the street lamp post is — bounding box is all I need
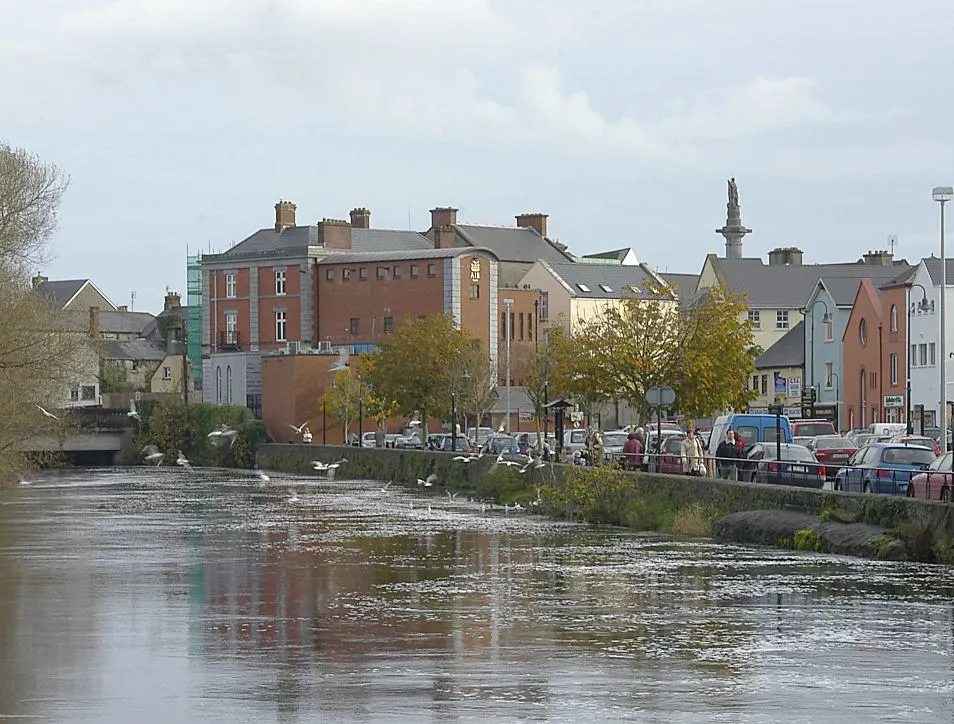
[808,299,832,401]
[831,371,840,431]
[504,298,514,434]
[907,283,930,434]
[450,369,469,452]
[933,186,953,450]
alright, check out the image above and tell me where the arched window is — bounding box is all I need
[216,366,222,404]
[890,305,898,333]
[859,368,868,428]
[859,318,868,346]
[226,365,233,404]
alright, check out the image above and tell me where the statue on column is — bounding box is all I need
[727,177,739,208]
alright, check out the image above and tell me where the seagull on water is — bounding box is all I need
[176,450,192,470]
[257,470,270,483]
[417,473,438,487]
[446,490,458,501]
[380,480,392,494]
[128,398,141,422]
[288,488,300,503]
[142,445,164,465]
[35,404,58,420]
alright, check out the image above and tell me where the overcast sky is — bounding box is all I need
[3,0,953,313]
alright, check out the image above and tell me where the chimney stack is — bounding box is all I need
[433,226,458,249]
[349,207,370,229]
[430,207,458,229]
[274,200,297,232]
[516,213,549,239]
[164,291,181,311]
[31,273,48,289]
[88,306,100,338]
[863,249,894,266]
[767,247,804,266]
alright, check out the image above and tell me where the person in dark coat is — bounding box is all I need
[715,430,741,480]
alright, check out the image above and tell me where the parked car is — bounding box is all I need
[791,419,837,439]
[740,443,827,488]
[601,431,631,464]
[440,435,473,453]
[394,433,423,449]
[466,427,495,448]
[846,431,878,448]
[888,434,941,456]
[834,442,937,495]
[481,434,520,456]
[427,433,448,451]
[562,428,587,457]
[655,433,688,474]
[384,433,400,448]
[806,435,858,478]
[908,451,954,501]
[361,431,377,448]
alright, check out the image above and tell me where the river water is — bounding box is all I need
[1,467,954,723]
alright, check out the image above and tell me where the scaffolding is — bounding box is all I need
[187,253,203,391]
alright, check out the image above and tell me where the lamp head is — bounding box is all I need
[822,312,832,324]
[918,298,931,312]
[933,186,954,203]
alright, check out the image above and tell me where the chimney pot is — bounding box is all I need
[274,200,297,232]
[349,207,370,229]
[430,207,458,229]
[164,291,181,311]
[516,213,549,239]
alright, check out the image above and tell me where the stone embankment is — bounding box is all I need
[258,444,954,563]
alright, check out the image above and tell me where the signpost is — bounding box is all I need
[800,387,817,418]
[645,386,676,471]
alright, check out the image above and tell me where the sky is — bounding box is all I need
[2,0,953,314]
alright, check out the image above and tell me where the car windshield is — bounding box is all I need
[880,447,937,465]
[795,422,836,437]
[602,433,628,448]
[928,453,952,471]
[763,444,816,462]
[814,437,856,450]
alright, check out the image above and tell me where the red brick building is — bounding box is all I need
[842,278,885,430]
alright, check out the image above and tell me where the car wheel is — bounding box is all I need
[863,482,872,494]
[942,488,950,503]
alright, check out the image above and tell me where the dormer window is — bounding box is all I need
[577,283,591,293]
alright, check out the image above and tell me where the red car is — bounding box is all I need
[807,435,858,479]
[657,433,687,474]
[890,434,941,456]
[908,451,953,501]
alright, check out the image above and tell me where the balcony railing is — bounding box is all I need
[217,331,243,352]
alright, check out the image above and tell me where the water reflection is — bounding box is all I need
[1,468,954,722]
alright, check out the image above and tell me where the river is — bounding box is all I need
[1,467,953,722]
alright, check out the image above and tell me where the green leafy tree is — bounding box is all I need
[363,314,472,438]
[325,367,371,443]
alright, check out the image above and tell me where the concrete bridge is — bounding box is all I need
[23,408,134,465]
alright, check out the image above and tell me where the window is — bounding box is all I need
[761,375,767,395]
[599,284,613,293]
[747,309,761,328]
[81,385,96,401]
[225,272,236,299]
[920,343,928,366]
[510,313,515,340]
[162,366,172,380]
[870,372,878,388]
[359,267,368,281]
[383,316,394,333]
[518,313,525,340]
[776,310,789,329]
[343,269,352,281]
[527,314,533,341]
[577,283,591,293]
[890,304,898,332]
[226,365,232,404]
[427,263,436,277]
[752,375,759,391]
[470,283,479,299]
[930,342,937,366]
[539,292,549,321]
[410,265,419,278]
[216,367,222,404]
[859,318,868,346]
[275,269,286,295]
[825,316,833,341]
[911,344,918,367]
[377,266,387,279]
[825,362,834,388]
[326,269,334,281]
[393,265,401,279]
[70,387,79,402]
[890,353,898,385]
[350,317,359,334]
[225,311,237,344]
[275,311,287,342]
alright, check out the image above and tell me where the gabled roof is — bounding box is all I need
[582,248,632,263]
[705,255,912,307]
[923,257,954,286]
[316,247,498,265]
[35,279,115,310]
[660,273,699,304]
[453,224,574,265]
[98,338,167,362]
[842,279,883,344]
[755,321,805,369]
[543,261,675,300]
[98,311,156,335]
[216,225,433,261]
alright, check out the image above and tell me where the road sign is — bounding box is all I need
[883,395,904,408]
[645,385,676,407]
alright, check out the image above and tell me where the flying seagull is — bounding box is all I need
[329,347,351,372]
[35,404,58,420]
[128,398,141,422]
[142,445,164,465]
[176,450,192,470]
[289,421,310,436]
[257,470,270,483]
[208,423,238,446]
[416,473,438,487]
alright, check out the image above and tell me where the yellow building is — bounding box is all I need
[748,321,804,417]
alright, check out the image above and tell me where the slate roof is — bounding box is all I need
[453,225,575,264]
[98,311,156,335]
[583,248,630,262]
[707,255,912,307]
[216,225,432,260]
[660,273,699,303]
[755,321,805,369]
[923,258,954,285]
[35,279,89,309]
[544,261,675,300]
[98,338,167,362]
[316,247,498,265]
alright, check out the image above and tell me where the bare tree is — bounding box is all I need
[0,143,72,484]
[458,346,498,437]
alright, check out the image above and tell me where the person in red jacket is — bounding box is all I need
[622,431,643,471]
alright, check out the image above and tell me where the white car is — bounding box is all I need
[361,432,377,448]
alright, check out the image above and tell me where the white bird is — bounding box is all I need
[417,473,438,487]
[512,503,525,512]
[452,455,476,463]
[446,490,458,501]
[289,421,311,436]
[499,460,522,468]
[35,404,58,420]
[329,347,351,372]
[380,480,392,493]
[208,423,238,446]
[257,471,270,483]
[288,488,299,503]
[142,445,164,465]
[176,450,192,470]
[127,398,141,422]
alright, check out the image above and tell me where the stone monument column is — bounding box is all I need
[716,177,751,260]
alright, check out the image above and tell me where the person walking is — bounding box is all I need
[680,429,704,476]
[715,430,741,480]
[623,432,642,471]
